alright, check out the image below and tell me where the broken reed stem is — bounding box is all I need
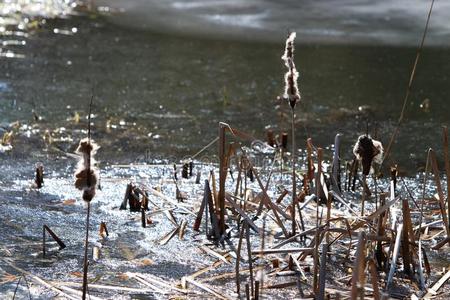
[350,231,366,300]
[82,201,91,300]
[42,225,66,257]
[429,149,450,237]
[42,226,46,257]
[291,108,297,236]
[317,148,323,218]
[245,221,254,298]
[443,126,450,235]
[141,205,146,228]
[313,149,323,296]
[218,123,227,235]
[236,220,245,295]
[368,259,381,300]
[387,223,403,288]
[307,138,314,185]
[401,199,413,277]
[318,243,327,300]
[418,149,431,237]
[332,133,342,192]
[361,175,366,216]
[193,180,209,232]
[417,240,426,290]
[326,192,332,246]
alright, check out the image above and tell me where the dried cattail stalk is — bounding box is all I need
[280,32,302,236]
[74,138,99,202]
[182,162,189,179]
[281,132,288,150]
[77,96,97,300]
[352,135,383,176]
[35,163,44,189]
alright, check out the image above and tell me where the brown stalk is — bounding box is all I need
[317,244,327,300]
[429,149,450,237]
[235,220,245,295]
[242,156,289,237]
[42,225,66,257]
[401,199,412,276]
[254,281,260,300]
[306,138,315,185]
[218,122,232,235]
[245,221,254,297]
[418,149,432,238]
[332,134,342,192]
[375,193,387,269]
[443,126,450,235]
[368,259,381,300]
[35,163,44,189]
[350,231,366,300]
[193,180,209,232]
[326,192,332,246]
[361,175,366,216]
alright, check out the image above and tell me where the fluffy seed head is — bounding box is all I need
[281,32,301,109]
[74,138,99,202]
[353,135,383,175]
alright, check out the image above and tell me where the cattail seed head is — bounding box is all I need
[281,32,301,109]
[353,135,383,176]
[74,138,99,202]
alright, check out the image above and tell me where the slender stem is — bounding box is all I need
[418,148,431,237]
[82,201,91,300]
[381,0,434,167]
[291,108,296,236]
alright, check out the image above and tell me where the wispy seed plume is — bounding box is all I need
[281,32,301,109]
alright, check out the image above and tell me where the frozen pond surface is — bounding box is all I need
[1,1,450,298]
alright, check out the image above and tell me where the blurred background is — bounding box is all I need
[1,0,449,176]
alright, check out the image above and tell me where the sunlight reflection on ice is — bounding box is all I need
[0,0,79,59]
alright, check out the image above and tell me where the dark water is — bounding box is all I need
[0,2,449,177]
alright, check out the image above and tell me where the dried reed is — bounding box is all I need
[74,96,99,300]
[281,32,301,236]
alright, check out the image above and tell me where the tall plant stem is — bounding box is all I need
[291,108,296,236]
[82,201,91,300]
[381,0,434,168]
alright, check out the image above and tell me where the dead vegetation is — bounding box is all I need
[2,1,450,299]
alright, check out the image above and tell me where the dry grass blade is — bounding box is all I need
[184,277,232,300]
[251,247,313,255]
[2,258,79,300]
[199,245,230,264]
[159,227,179,246]
[423,267,450,299]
